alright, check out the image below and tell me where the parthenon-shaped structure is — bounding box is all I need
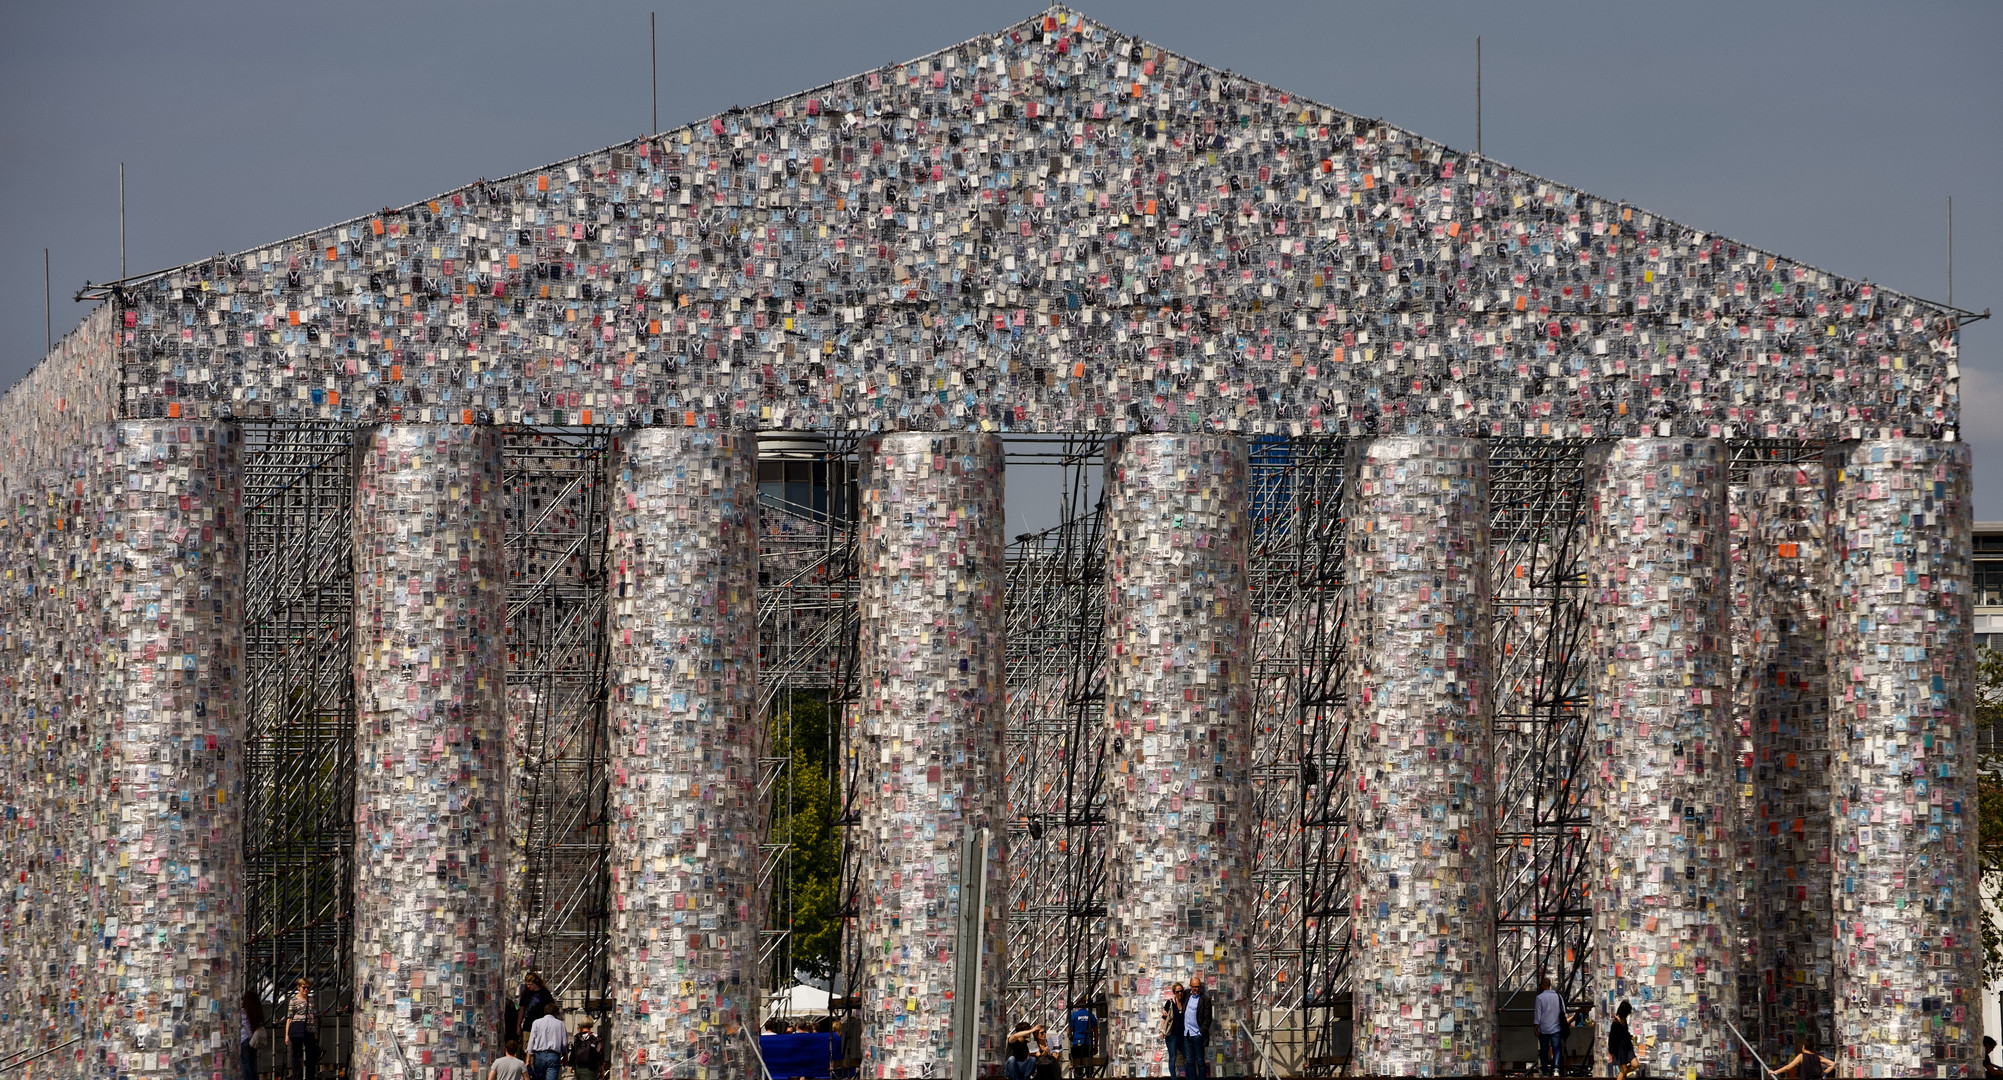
[0,8,1980,1078]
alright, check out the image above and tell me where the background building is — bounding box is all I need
[1972,523,2003,652]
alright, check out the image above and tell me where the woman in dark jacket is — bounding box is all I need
[516,972,554,1038]
[1606,1000,1637,1080]
[240,991,266,1080]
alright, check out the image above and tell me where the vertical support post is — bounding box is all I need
[1102,434,1254,1074]
[952,827,993,1079]
[1348,435,1497,1074]
[351,425,507,1076]
[1828,440,1979,1073]
[855,431,1007,1077]
[1586,438,1737,1073]
[604,428,763,1080]
[94,420,245,1080]
[1728,461,1833,1057]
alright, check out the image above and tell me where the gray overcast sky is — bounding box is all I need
[3,1,1998,525]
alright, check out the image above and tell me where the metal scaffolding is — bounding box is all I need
[1487,438,1597,1009]
[1000,435,1110,1042]
[502,428,617,1021]
[239,421,361,1066]
[230,422,1830,1071]
[994,434,1357,1076]
[1248,437,1354,1076]
[755,433,862,995]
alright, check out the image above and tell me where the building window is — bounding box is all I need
[1975,560,2003,607]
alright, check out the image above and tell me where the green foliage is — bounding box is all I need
[1976,647,2003,982]
[773,694,842,982]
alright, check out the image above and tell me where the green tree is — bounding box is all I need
[1976,646,2003,981]
[772,693,842,983]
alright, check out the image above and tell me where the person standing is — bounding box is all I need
[1066,998,1097,1064]
[240,992,267,1080]
[1532,976,1563,1077]
[1606,1000,1637,1080]
[284,979,319,1080]
[568,1019,603,1080]
[1182,977,1214,1080]
[1983,1036,2003,1080]
[517,972,555,1040]
[1160,983,1186,1078]
[525,1005,568,1080]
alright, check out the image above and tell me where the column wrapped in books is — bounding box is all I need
[854,432,1007,1076]
[95,421,245,1080]
[1347,435,1497,1073]
[604,428,763,1080]
[1102,434,1254,1074]
[1586,438,1737,1074]
[352,425,507,1077]
[1827,439,1979,1074]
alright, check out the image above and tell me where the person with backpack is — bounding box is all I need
[567,1019,603,1080]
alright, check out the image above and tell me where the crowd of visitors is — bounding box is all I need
[224,966,2003,1078]
[764,1015,837,1034]
[230,971,606,1080]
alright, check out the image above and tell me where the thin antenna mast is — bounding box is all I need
[119,163,126,280]
[651,13,658,135]
[1947,195,1953,307]
[45,249,52,354]
[1476,36,1482,157]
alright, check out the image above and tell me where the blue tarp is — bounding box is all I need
[757,1033,849,1080]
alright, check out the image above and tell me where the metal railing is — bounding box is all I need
[1238,1018,1279,1078]
[742,1027,776,1080]
[0,1036,81,1075]
[389,1030,416,1080]
[1717,1006,1775,1080]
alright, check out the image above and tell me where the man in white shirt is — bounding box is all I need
[1532,976,1563,1076]
[526,1006,569,1080]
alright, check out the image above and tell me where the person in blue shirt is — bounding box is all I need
[1066,998,1097,1062]
[1183,977,1215,1080]
[1532,976,1564,1077]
